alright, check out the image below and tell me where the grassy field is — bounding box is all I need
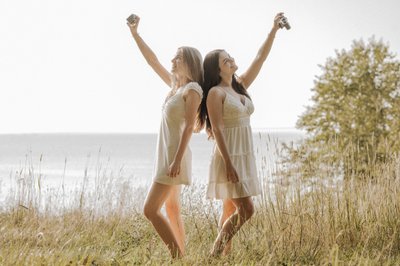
[1,156,400,265]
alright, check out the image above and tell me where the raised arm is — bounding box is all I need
[207,88,239,183]
[127,16,172,87]
[167,87,202,177]
[239,12,284,89]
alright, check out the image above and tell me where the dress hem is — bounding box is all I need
[206,179,261,199]
[153,176,191,186]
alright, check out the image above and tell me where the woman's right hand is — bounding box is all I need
[225,161,239,183]
[272,12,284,31]
[127,15,140,36]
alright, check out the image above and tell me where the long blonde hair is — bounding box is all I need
[180,46,203,86]
[176,46,204,133]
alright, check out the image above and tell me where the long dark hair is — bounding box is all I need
[197,49,250,137]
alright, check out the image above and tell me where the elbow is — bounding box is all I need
[184,123,195,133]
[211,126,224,136]
[255,54,265,64]
[145,56,159,67]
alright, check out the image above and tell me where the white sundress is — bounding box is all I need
[153,82,203,186]
[207,90,261,199]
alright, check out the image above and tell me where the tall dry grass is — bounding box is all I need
[0,152,400,265]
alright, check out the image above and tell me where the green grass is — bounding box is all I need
[1,156,400,265]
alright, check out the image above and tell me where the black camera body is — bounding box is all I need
[127,14,137,24]
[279,17,291,30]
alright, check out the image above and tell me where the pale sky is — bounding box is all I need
[1,0,399,133]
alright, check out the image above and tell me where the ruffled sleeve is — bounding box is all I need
[185,82,203,98]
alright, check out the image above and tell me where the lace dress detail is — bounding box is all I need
[153,82,203,185]
[207,91,261,199]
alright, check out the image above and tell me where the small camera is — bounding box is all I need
[278,16,291,30]
[127,14,138,24]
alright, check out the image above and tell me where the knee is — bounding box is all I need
[239,203,255,221]
[143,203,157,221]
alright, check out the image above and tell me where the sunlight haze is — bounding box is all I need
[1,0,399,133]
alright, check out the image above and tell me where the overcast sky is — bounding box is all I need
[1,0,399,133]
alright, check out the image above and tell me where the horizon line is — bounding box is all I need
[0,127,303,135]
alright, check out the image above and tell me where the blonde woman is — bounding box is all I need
[198,13,285,256]
[127,15,203,258]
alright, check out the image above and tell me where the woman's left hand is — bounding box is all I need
[273,12,285,31]
[167,160,181,178]
[127,15,140,36]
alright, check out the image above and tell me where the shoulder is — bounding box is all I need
[184,82,203,97]
[207,86,226,102]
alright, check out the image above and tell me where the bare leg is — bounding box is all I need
[143,182,183,258]
[165,185,186,254]
[211,197,255,256]
[219,199,236,255]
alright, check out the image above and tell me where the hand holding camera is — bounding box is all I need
[278,16,291,30]
[127,14,138,25]
[127,13,140,36]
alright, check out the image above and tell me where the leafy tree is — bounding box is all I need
[287,38,400,179]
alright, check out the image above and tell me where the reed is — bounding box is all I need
[0,150,399,265]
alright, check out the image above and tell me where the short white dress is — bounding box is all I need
[207,90,261,199]
[153,82,203,185]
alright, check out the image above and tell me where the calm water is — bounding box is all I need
[0,131,303,206]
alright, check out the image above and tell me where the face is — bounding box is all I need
[171,49,187,76]
[218,51,237,76]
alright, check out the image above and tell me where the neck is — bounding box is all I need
[219,73,232,88]
[175,75,190,89]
